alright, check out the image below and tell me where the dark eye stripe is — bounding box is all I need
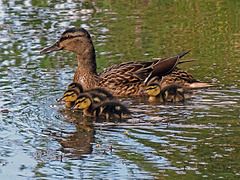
[59,34,84,42]
[76,98,86,104]
[63,93,74,98]
[146,87,156,90]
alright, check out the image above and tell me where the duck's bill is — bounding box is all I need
[140,89,147,95]
[57,97,64,102]
[71,105,78,110]
[40,42,61,54]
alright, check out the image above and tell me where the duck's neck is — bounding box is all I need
[73,47,98,90]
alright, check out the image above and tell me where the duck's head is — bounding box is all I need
[58,89,79,102]
[68,82,84,93]
[40,27,93,54]
[145,83,161,97]
[73,93,93,110]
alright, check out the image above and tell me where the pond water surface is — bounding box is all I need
[0,0,239,179]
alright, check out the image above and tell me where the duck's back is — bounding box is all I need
[98,60,199,96]
[98,61,158,96]
[160,68,199,87]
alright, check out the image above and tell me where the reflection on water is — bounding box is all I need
[0,0,240,179]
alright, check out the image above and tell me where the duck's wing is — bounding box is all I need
[98,51,193,96]
[144,50,192,85]
[98,61,155,96]
[98,59,181,96]
[99,50,191,79]
[99,61,153,77]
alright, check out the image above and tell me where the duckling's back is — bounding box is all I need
[160,84,187,102]
[95,100,131,119]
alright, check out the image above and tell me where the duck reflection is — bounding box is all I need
[55,108,128,160]
[56,109,95,160]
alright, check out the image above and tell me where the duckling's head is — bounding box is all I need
[40,27,93,55]
[59,89,79,102]
[145,83,161,97]
[68,82,84,93]
[74,93,92,110]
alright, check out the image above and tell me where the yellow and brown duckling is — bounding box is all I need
[68,82,115,103]
[68,82,115,100]
[146,83,188,103]
[58,89,79,108]
[73,93,131,119]
[60,82,116,108]
[41,27,214,97]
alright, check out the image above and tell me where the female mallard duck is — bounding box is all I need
[146,83,188,103]
[73,93,131,119]
[41,27,213,96]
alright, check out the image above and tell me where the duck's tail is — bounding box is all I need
[145,50,191,85]
[177,50,191,58]
[189,82,216,89]
[179,59,197,64]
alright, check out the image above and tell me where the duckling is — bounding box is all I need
[41,27,214,96]
[58,89,79,108]
[73,93,130,119]
[146,83,188,103]
[68,82,114,99]
[68,82,116,104]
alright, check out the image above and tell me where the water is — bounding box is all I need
[0,0,239,179]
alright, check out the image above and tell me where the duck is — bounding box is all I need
[73,93,131,119]
[145,83,188,103]
[40,27,213,96]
